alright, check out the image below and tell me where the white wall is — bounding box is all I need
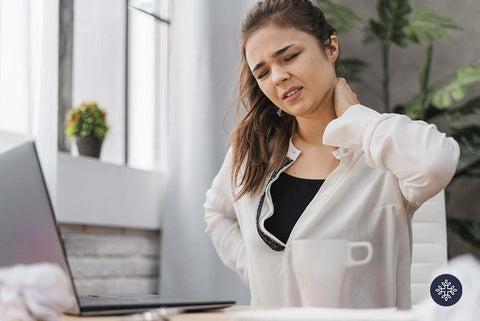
[159,0,257,305]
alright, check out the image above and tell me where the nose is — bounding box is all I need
[271,66,289,86]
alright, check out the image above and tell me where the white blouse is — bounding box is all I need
[203,104,460,309]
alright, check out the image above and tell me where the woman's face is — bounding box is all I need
[245,23,339,117]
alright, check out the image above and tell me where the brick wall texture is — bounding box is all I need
[59,224,160,295]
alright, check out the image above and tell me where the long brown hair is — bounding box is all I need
[230,0,338,202]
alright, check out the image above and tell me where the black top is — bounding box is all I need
[264,171,325,244]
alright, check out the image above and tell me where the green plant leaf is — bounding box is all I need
[366,20,387,42]
[314,0,361,34]
[423,103,447,121]
[431,65,480,108]
[375,0,412,46]
[336,58,368,82]
[452,154,480,183]
[450,124,480,155]
[65,101,110,139]
[458,139,480,159]
[447,218,480,250]
[362,21,378,44]
[403,93,427,119]
[411,43,434,119]
[403,96,448,121]
[404,8,463,44]
[447,96,480,118]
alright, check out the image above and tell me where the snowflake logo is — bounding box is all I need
[434,278,458,301]
[430,274,462,306]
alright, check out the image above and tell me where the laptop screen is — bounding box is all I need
[0,141,80,314]
[0,142,69,269]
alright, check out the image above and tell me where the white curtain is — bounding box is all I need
[159,0,255,304]
[0,0,59,204]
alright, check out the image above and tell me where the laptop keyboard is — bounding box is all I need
[78,295,234,314]
[79,294,161,306]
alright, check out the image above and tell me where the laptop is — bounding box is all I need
[0,135,235,316]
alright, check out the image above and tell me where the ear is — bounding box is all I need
[325,35,339,64]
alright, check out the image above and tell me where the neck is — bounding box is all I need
[293,94,337,148]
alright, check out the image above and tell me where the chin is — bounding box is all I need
[286,105,313,117]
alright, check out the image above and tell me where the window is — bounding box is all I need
[69,0,169,170]
[0,0,32,135]
[127,0,170,172]
[1,0,170,172]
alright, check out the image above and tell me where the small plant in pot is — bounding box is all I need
[65,102,109,158]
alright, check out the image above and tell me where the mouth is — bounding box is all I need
[282,87,303,102]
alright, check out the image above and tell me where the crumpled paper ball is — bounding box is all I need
[0,263,76,321]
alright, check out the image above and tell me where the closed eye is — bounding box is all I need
[257,70,268,80]
[256,52,300,80]
[284,52,299,62]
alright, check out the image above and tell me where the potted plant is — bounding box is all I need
[65,101,110,158]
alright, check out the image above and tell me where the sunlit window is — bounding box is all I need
[0,0,32,135]
[128,0,169,172]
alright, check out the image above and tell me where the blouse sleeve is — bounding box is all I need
[203,146,248,285]
[323,104,460,214]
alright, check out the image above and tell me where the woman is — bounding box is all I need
[203,0,459,309]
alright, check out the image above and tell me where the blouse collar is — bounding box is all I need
[286,136,352,161]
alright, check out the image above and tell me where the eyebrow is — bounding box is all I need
[252,44,296,72]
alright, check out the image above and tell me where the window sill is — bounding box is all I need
[56,152,165,229]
